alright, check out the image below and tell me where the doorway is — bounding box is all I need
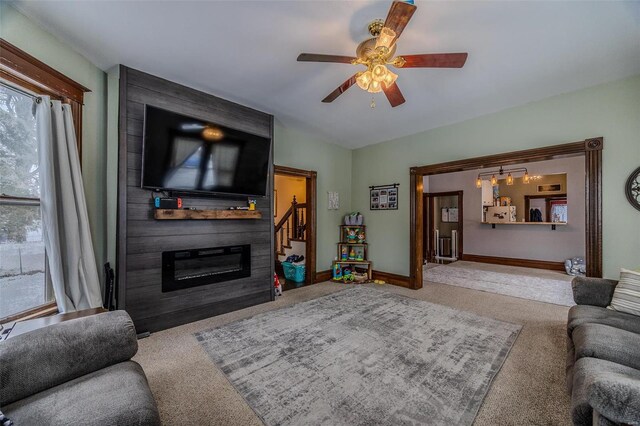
[273,165,317,290]
[423,191,463,263]
[409,138,604,290]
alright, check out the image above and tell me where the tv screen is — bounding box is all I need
[141,105,271,197]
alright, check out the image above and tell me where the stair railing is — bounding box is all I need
[275,195,307,255]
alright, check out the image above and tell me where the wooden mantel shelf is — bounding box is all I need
[154,209,262,220]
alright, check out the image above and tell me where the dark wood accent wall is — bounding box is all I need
[116,66,274,333]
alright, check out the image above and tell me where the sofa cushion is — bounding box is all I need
[568,304,640,337]
[572,357,640,426]
[573,324,640,371]
[609,269,640,317]
[3,361,160,426]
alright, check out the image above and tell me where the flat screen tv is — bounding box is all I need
[141,105,271,197]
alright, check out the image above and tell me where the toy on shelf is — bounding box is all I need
[346,227,358,242]
[357,230,366,243]
[341,246,348,261]
[348,248,356,260]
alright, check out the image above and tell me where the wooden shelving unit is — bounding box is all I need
[332,225,372,283]
[481,221,566,230]
[154,209,262,220]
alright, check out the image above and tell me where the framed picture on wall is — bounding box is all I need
[370,184,399,210]
[537,183,562,193]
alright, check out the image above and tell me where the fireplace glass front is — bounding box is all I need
[162,245,251,292]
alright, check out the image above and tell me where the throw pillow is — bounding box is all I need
[608,268,640,316]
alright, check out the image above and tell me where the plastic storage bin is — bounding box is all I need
[282,262,305,283]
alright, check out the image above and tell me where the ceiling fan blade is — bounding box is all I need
[382,82,406,108]
[297,53,356,64]
[396,53,468,68]
[322,74,359,103]
[383,1,417,45]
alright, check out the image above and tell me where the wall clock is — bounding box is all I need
[626,166,640,212]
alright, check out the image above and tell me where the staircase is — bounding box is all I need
[275,195,307,259]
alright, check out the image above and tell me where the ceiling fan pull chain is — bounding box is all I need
[370,97,376,109]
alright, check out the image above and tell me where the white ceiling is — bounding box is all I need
[12,1,640,148]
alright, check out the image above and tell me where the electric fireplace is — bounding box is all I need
[162,245,251,292]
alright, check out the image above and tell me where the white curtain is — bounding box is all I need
[35,97,103,312]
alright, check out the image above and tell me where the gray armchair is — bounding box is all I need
[0,311,160,425]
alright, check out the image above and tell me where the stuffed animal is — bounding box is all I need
[357,231,366,243]
[274,273,282,296]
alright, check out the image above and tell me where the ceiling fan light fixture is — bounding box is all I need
[375,27,396,50]
[368,79,383,93]
[371,64,388,82]
[356,71,373,90]
[382,69,398,88]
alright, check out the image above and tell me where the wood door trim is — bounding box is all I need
[410,138,603,289]
[274,165,318,285]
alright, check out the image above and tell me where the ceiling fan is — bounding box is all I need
[297,0,468,108]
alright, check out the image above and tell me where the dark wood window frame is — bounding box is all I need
[0,38,90,323]
[409,138,603,290]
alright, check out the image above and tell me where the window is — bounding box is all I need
[0,38,89,322]
[0,83,52,319]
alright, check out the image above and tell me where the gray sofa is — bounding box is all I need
[567,276,640,425]
[0,311,160,425]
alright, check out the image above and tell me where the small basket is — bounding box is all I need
[282,262,306,283]
[354,272,368,283]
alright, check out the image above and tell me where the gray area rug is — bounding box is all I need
[424,263,575,306]
[196,287,521,425]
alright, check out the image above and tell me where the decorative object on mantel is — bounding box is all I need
[625,166,640,212]
[370,183,399,210]
[328,191,340,210]
[475,166,529,188]
[154,209,262,220]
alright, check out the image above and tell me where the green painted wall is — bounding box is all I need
[352,75,640,279]
[274,122,352,273]
[1,4,108,284]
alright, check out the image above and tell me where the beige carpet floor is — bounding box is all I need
[134,274,572,425]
